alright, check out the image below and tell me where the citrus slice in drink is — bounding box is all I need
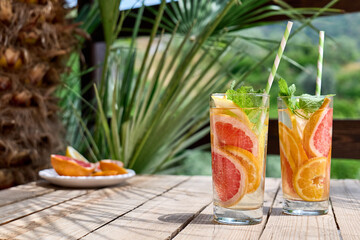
[257,125,267,173]
[303,98,333,158]
[212,146,247,207]
[280,149,298,199]
[99,159,127,174]
[51,155,95,176]
[211,95,252,127]
[279,122,307,170]
[293,157,327,201]
[224,146,261,194]
[211,113,259,157]
[65,146,89,163]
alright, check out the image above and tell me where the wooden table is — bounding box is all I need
[0,176,359,239]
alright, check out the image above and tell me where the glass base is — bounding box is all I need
[283,199,329,216]
[213,205,262,225]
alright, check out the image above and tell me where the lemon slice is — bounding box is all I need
[211,95,252,127]
[65,146,89,163]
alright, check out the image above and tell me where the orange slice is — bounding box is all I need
[91,170,118,176]
[303,98,333,158]
[293,157,328,201]
[224,146,261,194]
[279,122,308,170]
[51,155,95,177]
[257,125,267,174]
[99,160,127,174]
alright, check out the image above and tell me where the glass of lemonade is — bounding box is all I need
[278,96,333,215]
[210,93,269,225]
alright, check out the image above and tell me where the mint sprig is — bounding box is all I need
[226,86,264,109]
[278,78,325,119]
[226,86,265,126]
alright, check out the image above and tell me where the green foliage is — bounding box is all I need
[63,0,343,174]
[331,159,360,179]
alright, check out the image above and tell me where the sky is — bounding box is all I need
[66,0,172,10]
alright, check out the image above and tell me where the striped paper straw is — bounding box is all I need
[316,31,325,96]
[264,21,293,94]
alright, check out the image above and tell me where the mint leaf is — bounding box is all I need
[298,94,324,115]
[226,86,264,109]
[278,78,325,119]
[226,86,264,124]
[278,78,298,112]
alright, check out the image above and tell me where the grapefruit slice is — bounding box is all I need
[278,122,307,170]
[211,95,252,127]
[212,146,247,207]
[99,159,127,174]
[303,98,333,158]
[211,113,259,158]
[51,155,95,176]
[293,157,327,201]
[224,146,261,194]
[280,149,298,199]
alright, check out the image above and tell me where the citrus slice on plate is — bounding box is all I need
[212,146,247,207]
[65,146,89,163]
[279,122,307,170]
[224,146,261,194]
[51,155,95,177]
[99,159,127,174]
[303,98,333,158]
[211,95,252,127]
[293,157,327,201]
[91,170,119,176]
[211,113,259,158]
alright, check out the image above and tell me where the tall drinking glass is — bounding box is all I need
[278,96,333,215]
[210,93,269,225]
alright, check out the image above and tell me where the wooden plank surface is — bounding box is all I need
[0,189,90,225]
[0,177,359,240]
[0,180,54,207]
[260,188,340,239]
[173,178,281,240]
[330,179,360,240]
[82,176,212,240]
[0,175,188,240]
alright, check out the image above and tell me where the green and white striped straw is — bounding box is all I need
[316,31,325,96]
[264,21,293,94]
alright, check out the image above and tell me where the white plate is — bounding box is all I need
[39,168,136,188]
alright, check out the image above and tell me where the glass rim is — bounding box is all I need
[277,95,335,100]
[211,92,270,97]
